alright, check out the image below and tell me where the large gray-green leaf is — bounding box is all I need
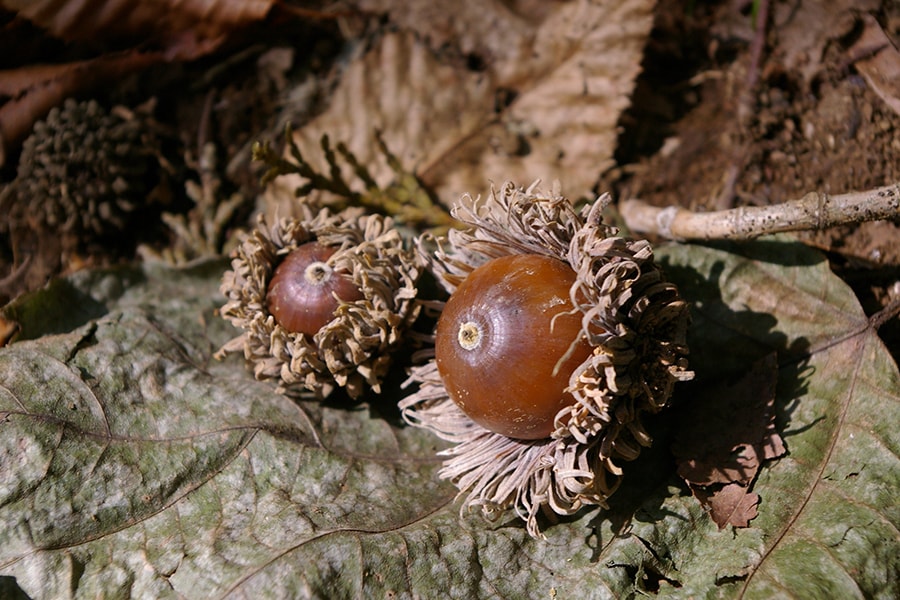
[0,239,897,599]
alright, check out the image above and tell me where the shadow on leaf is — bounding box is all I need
[581,242,817,587]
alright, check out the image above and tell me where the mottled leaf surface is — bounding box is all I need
[659,239,899,598]
[0,237,898,599]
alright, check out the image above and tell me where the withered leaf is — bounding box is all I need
[851,14,900,119]
[769,0,879,84]
[0,0,274,49]
[0,238,897,597]
[673,353,784,488]
[693,483,761,530]
[265,0,656,218]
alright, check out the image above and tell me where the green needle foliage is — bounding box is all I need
[253,127,456,233]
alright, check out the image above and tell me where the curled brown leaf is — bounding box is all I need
[1,0,275,49]
[0,51,162,166]
[672,353,786,528]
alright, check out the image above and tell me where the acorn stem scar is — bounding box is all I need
[458,321,482,350]
[304,261,333,285]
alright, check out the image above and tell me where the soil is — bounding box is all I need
[599,0,900,358]
[1,0,898,355]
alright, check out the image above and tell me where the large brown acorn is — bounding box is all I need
[217,206,420,399]
[435,253,591,440]
[401,181,693,538]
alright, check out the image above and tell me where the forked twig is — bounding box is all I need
[619,183,900,241]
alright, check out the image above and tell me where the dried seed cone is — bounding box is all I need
[11,98,152,235]
[400,180,693,538]
[217,205,420,399]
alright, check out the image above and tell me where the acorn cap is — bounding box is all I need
[217,205,421,399]
[400,180,693,537]
[11,98,153,236]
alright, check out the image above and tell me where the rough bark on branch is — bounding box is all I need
[619,183,900,241]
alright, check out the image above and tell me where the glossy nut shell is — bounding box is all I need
[435,254,592,440]
[266,242,363,336]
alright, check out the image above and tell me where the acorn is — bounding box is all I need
[401,180,693,538]
[217,206,420,399]
[266,241,364,336]
[435,253,591,440]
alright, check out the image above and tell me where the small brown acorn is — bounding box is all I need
[217,207,420,399]
[435,254,591,440]
[266,242,363,337]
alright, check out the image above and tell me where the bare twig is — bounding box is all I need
[871,293,900,331]
[0,254,31,298]
[620,183,900,241]
[739,0,770,124]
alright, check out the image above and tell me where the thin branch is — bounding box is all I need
[871,294,900,331]
[0,254,31,297]
[619,183,900,241]
[739,0,770,124]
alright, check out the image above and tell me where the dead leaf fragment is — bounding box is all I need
[263,30,495,217]
[673,353,786,528]
[770,0,879,84]
[851,14,900,119]
[1,0,275,49]
[673,353,783,487]
[433,0,657,200]
[354,0,535,82]
[693,483,760,529]
[270,0,655,217]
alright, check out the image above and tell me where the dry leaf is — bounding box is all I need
[1,0,274,51]
[693,483,760,529]
[2,235,898,597]
[673,353,784,488]
[354,0,569,87]
[267,0,654,216]
[672,353,786,529]
[851,14,900,119]
[770,0,878,84]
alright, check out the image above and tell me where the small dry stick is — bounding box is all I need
[620,183,900,241]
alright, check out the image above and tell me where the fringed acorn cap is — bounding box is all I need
[217,205,420,399]
[9,98,153,236]
[400,180,693,538]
